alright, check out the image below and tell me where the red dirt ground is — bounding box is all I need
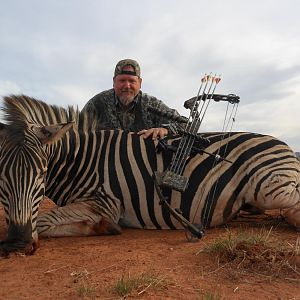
[0,199,299,300]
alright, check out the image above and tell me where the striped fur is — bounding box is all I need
[0,95,300,254]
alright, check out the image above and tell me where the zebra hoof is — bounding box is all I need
[282,203,300,229]
[94,218,122,235]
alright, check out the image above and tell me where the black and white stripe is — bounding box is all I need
[0,95,300,251]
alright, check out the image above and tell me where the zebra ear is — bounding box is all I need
[0,122,8,143]
[32,122,75,145]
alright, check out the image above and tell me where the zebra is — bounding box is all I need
[0,94,299,255]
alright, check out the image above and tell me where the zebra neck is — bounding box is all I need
[45,128,84,203]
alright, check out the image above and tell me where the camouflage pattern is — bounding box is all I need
[114,59,141,78]
[82,89,182,132]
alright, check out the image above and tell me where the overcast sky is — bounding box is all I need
[1,0,300,150]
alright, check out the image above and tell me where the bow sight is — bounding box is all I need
[153,73,240,241]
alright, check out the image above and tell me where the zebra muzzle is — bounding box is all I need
[0,222,38,256]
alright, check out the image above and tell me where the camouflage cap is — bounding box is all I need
[114,59,141,78]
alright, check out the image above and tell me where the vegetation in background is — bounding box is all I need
[200,227,300,281]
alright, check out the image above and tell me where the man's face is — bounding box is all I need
[113,66,142,106]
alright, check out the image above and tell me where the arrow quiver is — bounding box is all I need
[153,74,240,241]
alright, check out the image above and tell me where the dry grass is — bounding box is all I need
[200,227,300,281]
[201,291,222,300]
[71,268,96,299]
[113,271,170,297]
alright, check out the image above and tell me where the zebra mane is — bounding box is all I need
[1,95,98,143]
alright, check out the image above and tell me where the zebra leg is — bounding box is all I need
[282,202,300,230]
[36,199,122,238]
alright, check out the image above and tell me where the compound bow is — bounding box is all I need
[152,73,240,241]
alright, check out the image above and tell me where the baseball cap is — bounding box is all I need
[114,59,141,78]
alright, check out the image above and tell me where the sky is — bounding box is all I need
[1,0,300,150]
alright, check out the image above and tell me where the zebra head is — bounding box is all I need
[0,96,74,256]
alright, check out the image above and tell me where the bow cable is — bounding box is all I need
[192,100,239,228]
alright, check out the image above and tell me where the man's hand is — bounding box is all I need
[137,128,168,140]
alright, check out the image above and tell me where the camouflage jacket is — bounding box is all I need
[82,89,185,132]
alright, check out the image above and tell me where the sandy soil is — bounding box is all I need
[0,199,300,300]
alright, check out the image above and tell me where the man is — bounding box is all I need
[82,59,184,139]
